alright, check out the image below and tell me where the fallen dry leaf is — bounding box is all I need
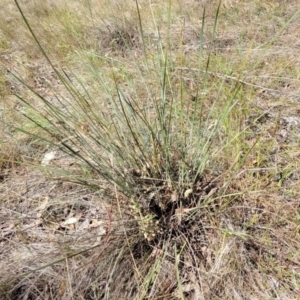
[63,217,78,226]
[41,151,57,166]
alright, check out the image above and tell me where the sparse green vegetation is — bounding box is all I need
[1,0,300,299]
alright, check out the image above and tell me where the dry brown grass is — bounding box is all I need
[1,0,300,299]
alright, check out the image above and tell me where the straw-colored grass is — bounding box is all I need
[1,0,300,299]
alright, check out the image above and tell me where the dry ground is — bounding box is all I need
[1,0,300,299]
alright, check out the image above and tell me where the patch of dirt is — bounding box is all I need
[0,164,114,297]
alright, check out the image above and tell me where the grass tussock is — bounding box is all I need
[1,0,300,299]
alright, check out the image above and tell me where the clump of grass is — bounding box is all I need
[1,0,300,299]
